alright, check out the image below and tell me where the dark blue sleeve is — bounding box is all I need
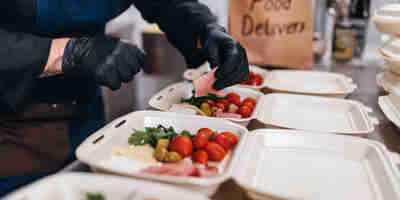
[36,0,131,36]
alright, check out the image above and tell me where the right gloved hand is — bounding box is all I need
[62,36,146,90]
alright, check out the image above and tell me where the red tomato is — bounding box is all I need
[215,134,231,150]
[218,99,230,108]
[219,132,239,146]
[242,98,257,106]
[215,102,225,111]
[253,74,263,85]
[170,136,193,158]
[205,142,227,161]
[237,105,253,118]
[204,100,215,106]
[193,150,208,164]
[226,93,241,106]
[193,128,214,149]
[242,101,254,110]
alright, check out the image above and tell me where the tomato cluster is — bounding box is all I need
[241,71,263,86]
[169,128,239,165]
[225,93,257,118]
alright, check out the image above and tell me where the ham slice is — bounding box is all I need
[215,112,242,119]
[140,160,219,178]
[193,69,225,97]
[140,160,196,177]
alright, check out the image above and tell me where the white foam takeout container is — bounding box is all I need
[373,4,400,36]
[76,115,400,200]
[183,64,357,98]
[379,38,400,73]
[379,88,400,130]
[234,129,400,200]
[148,81,264,127]
[376,70,400,93]
[149,82,378,136]
[76,111,249,196]
[4,172,210,200]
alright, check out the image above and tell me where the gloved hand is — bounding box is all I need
[62,36,146,90]
[200,24,250,90]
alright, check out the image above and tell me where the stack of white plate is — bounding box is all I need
[373,4,400,92]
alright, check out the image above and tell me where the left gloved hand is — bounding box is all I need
[200,24,250,90]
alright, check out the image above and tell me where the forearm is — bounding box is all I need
[41,38,70,77]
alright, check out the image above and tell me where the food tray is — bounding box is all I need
[253,93,378,136]
[4,172,209,200]
[233,129,400,200]
[372,4,400,36]
[183,65,356,98]
[148,81,264,127]
[379,88,400,129]
[76,111,248,196]
[376,71,400,93]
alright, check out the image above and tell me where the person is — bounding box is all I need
[0,0,249,196]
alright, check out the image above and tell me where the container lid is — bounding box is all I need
[233,129,400,200]
[253,93,378,135]
[184,66,356,95]
[379,88,400,129]
[4,172,210,200]
[380,38,400,61]
[376,71,400,93]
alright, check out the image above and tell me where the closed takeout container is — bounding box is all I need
[373,4,400,36]
[183,65,357,98]
[234,129,400,200]
[76,111,249,196]
[376,70,400,93]
[379,88,400,129]
[149,83,378,136]
[4,172,210,200]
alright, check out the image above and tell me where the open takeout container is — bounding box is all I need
[149,82,378,136]
[376,70,400,93]
[373,4,400,36]
[379,38,400,74]
[76,111,249,196]
[183,65,356,98]
[4,172,210,200]
[379,88,400,130]
[76,113,400,200]
[233,129,400,200]
[148,81,264,127]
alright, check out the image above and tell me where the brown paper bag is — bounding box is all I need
[229,0,313,69]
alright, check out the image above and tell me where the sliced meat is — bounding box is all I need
[193,69,225,97]
[140,160,196,177]
[215,112,242,119]
[193,164,219,178]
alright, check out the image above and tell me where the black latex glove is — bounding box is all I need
[62,36,146,90]
[200,24,249,90]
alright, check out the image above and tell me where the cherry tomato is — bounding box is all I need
[215,102,225,111]
[226,93,241,106]
[242,101,254,110]
[193,150,209,164]
[193,128,214,149]
[218,99,230,108]
[204,100,215,106]
[219,132,239,146]
[205,142,227,161]
[242,97,257,107]
[170,136,193,158]
[237,105,253,118]
[215,134,231,150]
[254,74,263,85]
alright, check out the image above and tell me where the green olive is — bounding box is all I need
[164,151,182,163]
[154,147,168,162]
[156,139,170,149]
[200,102,213,116]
